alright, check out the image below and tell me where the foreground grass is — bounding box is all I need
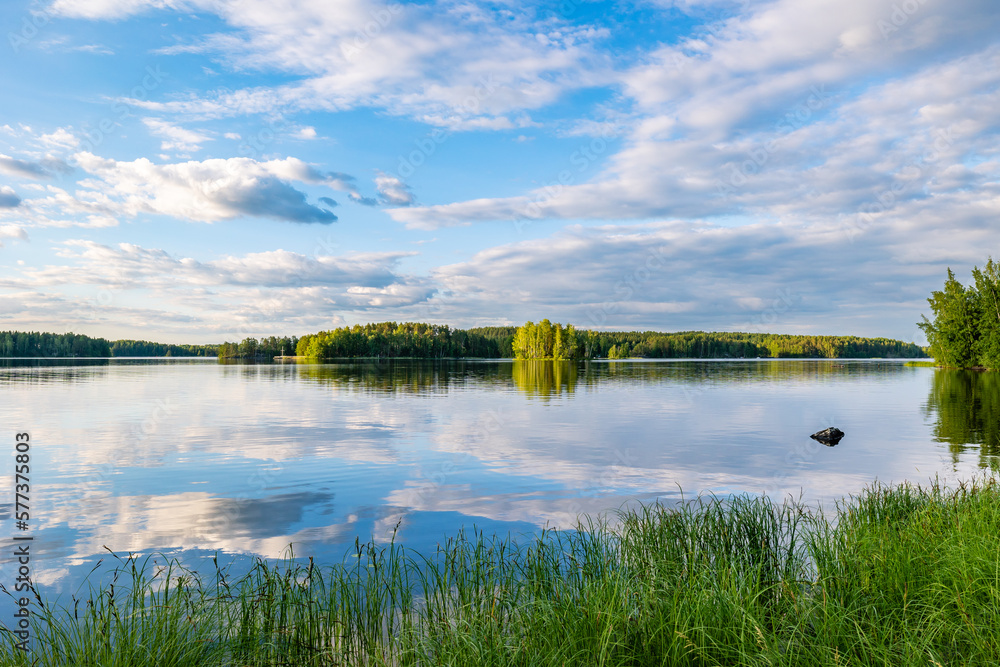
[3,479,999,666]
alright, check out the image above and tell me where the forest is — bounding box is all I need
[511,319,924,360]
[286,320,925,360]
[2,321,924,361]
[918,259,1000,369]
[0,331,111,357]
[579,328,924,360]
[110,339,217,357]
[0,331,216,358]
[218,336,300,360]
[295,323,502,359]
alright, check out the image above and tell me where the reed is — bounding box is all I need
[3,478,998,665]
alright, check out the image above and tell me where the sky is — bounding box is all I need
[0,0,998,344]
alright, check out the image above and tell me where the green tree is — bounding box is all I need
[920,269,980,368]
[972,258,1000,369]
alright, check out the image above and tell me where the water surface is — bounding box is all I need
[1,358,994,596]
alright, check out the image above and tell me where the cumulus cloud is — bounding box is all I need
[389,0,1000,229]
[375,172,415,206]
[64,153,357,224]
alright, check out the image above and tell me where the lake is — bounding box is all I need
[1,358,996,599]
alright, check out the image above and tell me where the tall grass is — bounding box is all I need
[3,478,999,665]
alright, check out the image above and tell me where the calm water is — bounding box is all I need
[1,358,996,597]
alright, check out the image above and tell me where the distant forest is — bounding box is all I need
[218,336,299,360]
[295,323,500,359]
[1,331,111,357]
[2,322,926,360]
[1,331,216,358]
[289,321,926,360]
[110,340,218,357]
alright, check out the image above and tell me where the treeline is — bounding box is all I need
[290,321,923,360]
[510,320,924,360]
[1,330,220,358]
[110,340,217,357]
[294,323,504,359]
[0,331,111,357]
[218,336,299,360]
[467,326,517,357]
[584,330,924,360]
[919,260,1000,369]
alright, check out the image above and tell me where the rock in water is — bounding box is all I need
[810,427,844,446]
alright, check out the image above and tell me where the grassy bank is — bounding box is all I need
[4,479,999,665]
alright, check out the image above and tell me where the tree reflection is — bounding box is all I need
[924,369,1000,469]
[296,360,509,395]
[511,361,579,398]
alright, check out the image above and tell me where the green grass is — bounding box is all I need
[3,478,1000,665]
[904,360,938,367]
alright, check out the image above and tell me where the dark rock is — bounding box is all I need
[810,427,844,446]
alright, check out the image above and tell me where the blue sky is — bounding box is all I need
[1,0,998,344]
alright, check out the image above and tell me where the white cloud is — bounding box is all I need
[390,22,1000,229]
[0,224,28,246]
[0,153,71,179]
[19,0,1000,342]
[294,126,317,139]
[28,240,416,289]
[405,213,993,341]
[3,239,433,337]
[40,36,117,54]
[142,118,213,153]
[38,127,80,149]
[70,43,115,55]
[50,0,609,129]
[0,186,22,208]
[374,172,415,206]
[47,0,182,20]
[63,153,353,224]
